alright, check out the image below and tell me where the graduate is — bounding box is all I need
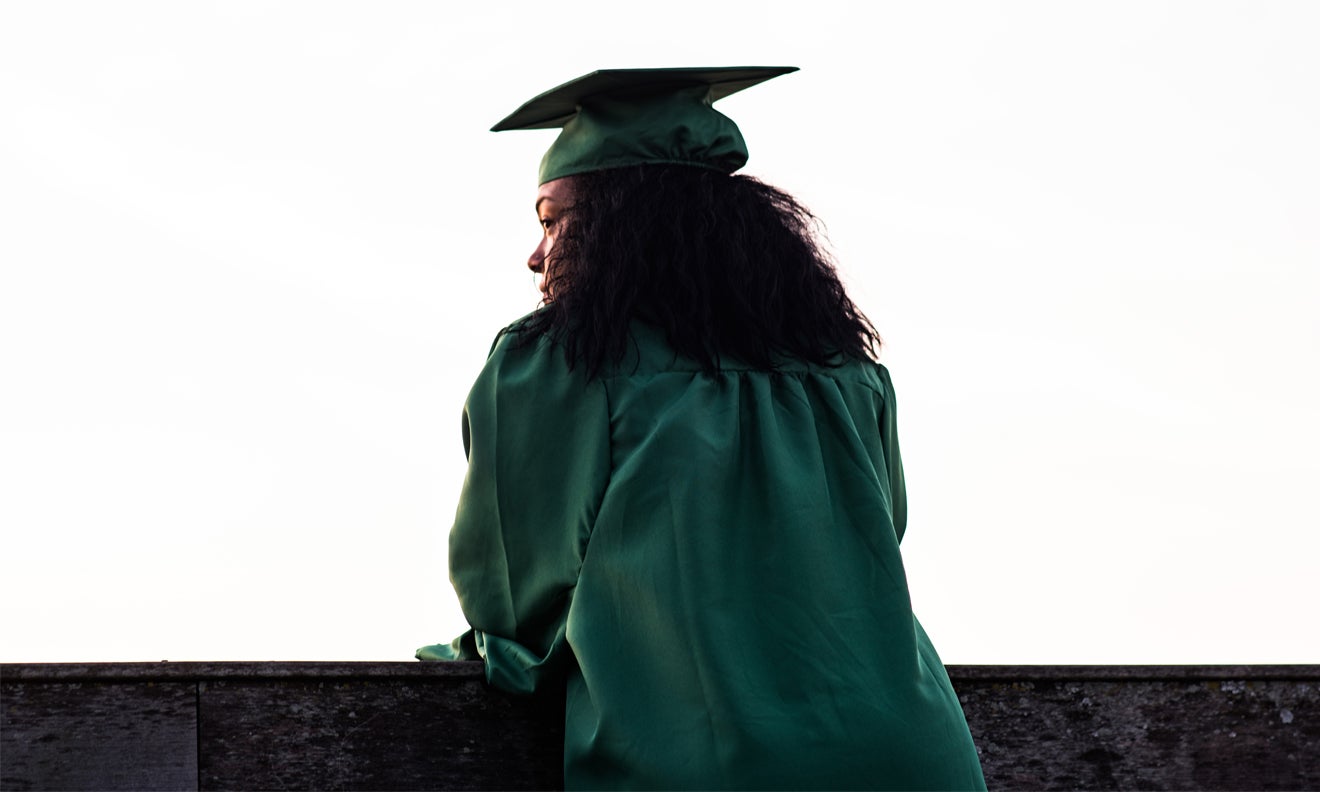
[419,67,986,791]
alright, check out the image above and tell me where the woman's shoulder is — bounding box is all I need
[481,309,561,362]
[476,309,590,390]
[467,312,605,422]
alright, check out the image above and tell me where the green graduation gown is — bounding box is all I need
[418,317,986,791]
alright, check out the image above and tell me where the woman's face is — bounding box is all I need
[528,177,575,300]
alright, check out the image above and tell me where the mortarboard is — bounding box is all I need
[492,66,799,185]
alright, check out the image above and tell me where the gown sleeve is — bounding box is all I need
[876,364,908,544]
[416,326,611,695]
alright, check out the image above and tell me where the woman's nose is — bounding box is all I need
[528,240,546,273]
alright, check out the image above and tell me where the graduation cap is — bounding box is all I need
[492,66,799,185]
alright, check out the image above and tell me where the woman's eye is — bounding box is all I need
[540,217,554,229]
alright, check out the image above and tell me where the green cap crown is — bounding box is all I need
[492,67,798,185]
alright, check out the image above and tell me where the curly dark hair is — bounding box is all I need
[520,164,880,377]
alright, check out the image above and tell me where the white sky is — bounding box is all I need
[1,1,1316,664]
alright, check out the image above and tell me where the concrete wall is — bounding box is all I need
[2,663,1316,790]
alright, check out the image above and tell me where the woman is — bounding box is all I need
[419,67,986,791]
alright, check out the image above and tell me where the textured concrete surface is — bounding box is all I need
[0,679,196,791]
[953,666,1318,790]
[3,663,1316,790]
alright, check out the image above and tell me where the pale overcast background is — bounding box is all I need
[2,1,1316,664]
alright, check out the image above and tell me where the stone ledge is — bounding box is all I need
[3,663,1316,790]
